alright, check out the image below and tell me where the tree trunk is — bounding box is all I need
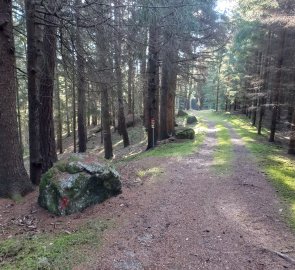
[128,57,133,114]
[167,63,177,135]
[288,107,295,155]
[159,48,170,140]
[25,0,43,185]
[16,76,23,154]
[96,23,113,159]
[64,77,71,137]
[216,59,222,112]
[72,72,77,153]
[146,20,160,149]
[141,31,148,128]
[269,30,286,142]
[76,0,87,152]
[56,72,63,154]
[258,31,272,135]
[39,5,58,173]
[114,1,129,147]
[0,0,32,197]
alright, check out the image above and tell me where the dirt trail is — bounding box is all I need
[77,119,295,270]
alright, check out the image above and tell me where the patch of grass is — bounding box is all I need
[136,167,165,185]
[136,167,163,178]
[0,219,110,270]
[120,119,207,162]
[142,121,207,158]
[213,124,233,173]
[220,113,295,228]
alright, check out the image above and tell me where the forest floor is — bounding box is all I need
[1,111,295,269]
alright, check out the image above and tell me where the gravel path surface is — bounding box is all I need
[77,120,295,270]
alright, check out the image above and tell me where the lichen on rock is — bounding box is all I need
[38,154,122,216]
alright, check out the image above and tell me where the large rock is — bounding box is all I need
[177,109,188,117]
[175,128,195,140]
[38,154,122,216]
[186,115,198,125]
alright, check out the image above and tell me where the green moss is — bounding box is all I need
[11,194,23,203]
[175,128,195,140]
[55,160,83,175]
[39,168,58,191]
[0,219,111,270]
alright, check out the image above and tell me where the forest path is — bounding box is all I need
[77,118,295,270]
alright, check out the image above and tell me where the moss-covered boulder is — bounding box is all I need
[186,115,198,125]
[175,128,195,140]
[177,109,188,117]
[38,154,122,216]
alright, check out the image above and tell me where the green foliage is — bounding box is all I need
[0,219,110,270]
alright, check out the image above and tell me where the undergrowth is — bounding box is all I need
[0,219,110,270]
[121,117,207,161]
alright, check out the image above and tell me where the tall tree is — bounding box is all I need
[114,1,130,147]
[146,18,160,149]
[75,0,87,152]
[39,1,58,172]
[0,0,32,197]
[25,0,42,185]
[96,24,113,159]
[269,29,286,142]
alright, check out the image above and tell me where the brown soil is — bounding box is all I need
[78,121,295,269]
[1,120,295,269]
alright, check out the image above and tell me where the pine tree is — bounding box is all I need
[0,0,32,197]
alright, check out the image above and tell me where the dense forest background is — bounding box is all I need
[0,0,295,198]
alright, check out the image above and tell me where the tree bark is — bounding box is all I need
[72,72,77,153]
[288,107,295,155]
[75,0,87,152]
[258,31,271,135]
[39,3,58,173]
[25,0,43,185]
[159,47,170,140]
[167,63,177,135]
[64,77,71,137]
[269,30,286,142]
[127,57,133,115]
[0,0,32,197]
[56,72,63,154]
[114,1,129,147]
[146,20,160,149]
[96,24,113,159]
[216,57,223,112]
